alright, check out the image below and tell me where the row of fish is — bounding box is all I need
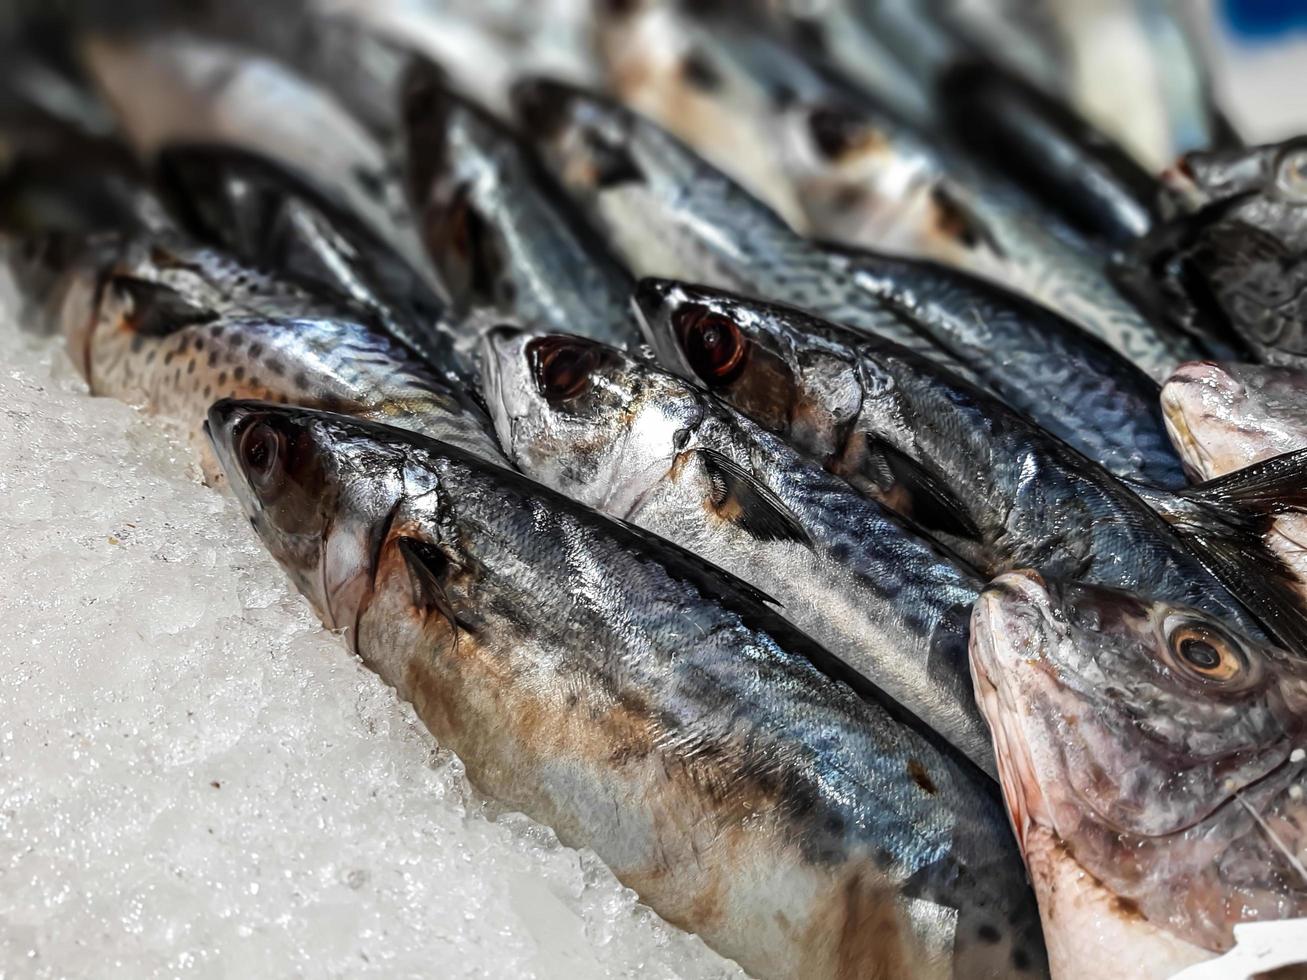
[2,2,1306,978]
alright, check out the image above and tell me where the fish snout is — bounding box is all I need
[971,570,1055,680]
[477,324,533,452]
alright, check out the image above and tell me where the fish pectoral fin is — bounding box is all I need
[106,275,219,336]
[397,535,475,635]
[698,448,813,548]
[868,441,983,543]
[1182,447,1307,516]
[1155,447,1307,651]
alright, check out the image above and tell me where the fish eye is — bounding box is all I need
[1276,147,1307,201]
[807,104,877,162]
[1163,616,1247,683]
[528,336,602,402]
[238,420,283,489]
[672,304,749,387]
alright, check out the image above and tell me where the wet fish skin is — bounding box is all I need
[206,398,1049,980]
[154,142,469,381]
[400,65,640,348]
[835,250,1188,488]
[39,233,503,471]
[937,61,1160,248]
[479,326,994,773]
[508,76,982,384]
[970,570,1307,978]
[634,278,1281,647]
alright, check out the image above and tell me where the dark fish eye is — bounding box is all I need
[239,420,283,488]
[528,336,602,402]
[673,304,749,387]
[807,105,877,162]
[1164,618,1245,683]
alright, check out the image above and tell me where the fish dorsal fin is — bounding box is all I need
[698,448,813,547]
[397,535,475,636]
[107,275,218,336]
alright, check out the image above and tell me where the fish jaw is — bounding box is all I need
[968,570,1063,858]
[1163,360,1307,478]
[1021,823,1214,980]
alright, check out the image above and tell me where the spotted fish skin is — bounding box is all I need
[43,234,503,471]
[207,400,1050,980]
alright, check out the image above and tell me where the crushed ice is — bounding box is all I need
[0,301,744,979]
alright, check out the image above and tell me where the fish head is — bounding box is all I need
[971,571,1307,945]
[634,278,863,449]
[480,324,703,513]
[511,75,740,280]
[1162,361,1307,479]
[206,399,409,639]
[592,0,876,232]
[1164,138,1307,246]
[512,74,693,200]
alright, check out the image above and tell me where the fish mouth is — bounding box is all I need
[1159,362,1236,480]
[205,397,257,491]
[476,323,526,457]
[969,570,1060,860]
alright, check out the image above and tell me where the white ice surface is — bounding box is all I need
[0,304,744,979]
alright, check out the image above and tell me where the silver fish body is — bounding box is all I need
[593,2,1198,380]
[207,399,1049,980]
[81,31,432,284]
[154,142,468,381]
[510,77,984,385]
[480,327,994,772]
